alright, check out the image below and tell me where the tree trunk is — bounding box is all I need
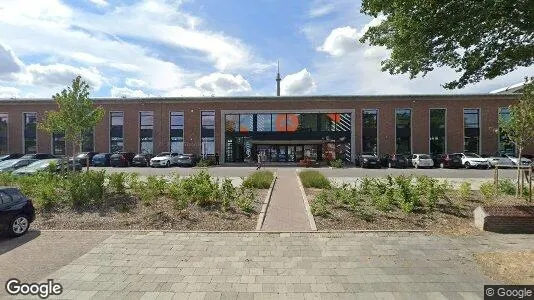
[517,147,522,197]
[72,140,77,172]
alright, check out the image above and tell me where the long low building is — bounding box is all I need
[0,94,529,163]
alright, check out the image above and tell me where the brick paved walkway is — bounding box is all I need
[23,231,533,300]
[261,169,311,231]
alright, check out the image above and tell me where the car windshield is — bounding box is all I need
[465,153,480,158]
[157,152,171,157]
[0,159,23,168]
[76,153,88,158]
[419,154,431,159]
[21,159,59,171]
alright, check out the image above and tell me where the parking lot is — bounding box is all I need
[90,165,518,179]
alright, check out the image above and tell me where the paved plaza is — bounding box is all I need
[2,231,533,299]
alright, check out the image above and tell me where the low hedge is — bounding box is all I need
[242,171,274,189]
[298,170,331,189]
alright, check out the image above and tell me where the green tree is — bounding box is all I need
[499,78,534,197]
[359,0,534,89]
[38,76,105,170]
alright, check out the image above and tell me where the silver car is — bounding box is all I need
[505,154,532,166]
[486,154,515,168]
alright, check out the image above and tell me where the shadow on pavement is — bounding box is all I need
[0,230,41,255]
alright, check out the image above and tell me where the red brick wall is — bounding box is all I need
[1,95,531,157]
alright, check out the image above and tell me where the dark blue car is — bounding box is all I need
[0,187,35,237]
[92,153,111,167]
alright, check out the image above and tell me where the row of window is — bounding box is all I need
[0,108,514,155]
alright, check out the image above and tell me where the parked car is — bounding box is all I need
[454,152,490,169]
[0,159,38,172]
[410,154,434,168]
[150,152,180,167]
[505,154,532,166]
[176,154,198,167]
[132,153,153,167]
[355,154,381,168]
[110,152,135,167]
[0,154,23,161]
[486,153,515,168]
[92,153,111,167]
[433,154,463,168]
[0,187,35,237]
[74,152,99,167]
[20,153,56,160]
[387,154,409,168]
[12,158,81,176]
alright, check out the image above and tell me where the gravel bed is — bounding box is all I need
[33,189,267,231]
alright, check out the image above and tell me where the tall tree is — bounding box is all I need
[39,76,105,170]
[499,78,534,197]
[359,0,534,89]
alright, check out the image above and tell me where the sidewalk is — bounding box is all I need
[261,168,311,231]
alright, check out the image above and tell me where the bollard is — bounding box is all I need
[494,165,499,186]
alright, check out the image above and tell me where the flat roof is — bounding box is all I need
[0,93,518,104]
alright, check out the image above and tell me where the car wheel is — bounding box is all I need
[464,161,471,169]
[440,162,444,168]
[10,215,29,237]
[166,161,170,167]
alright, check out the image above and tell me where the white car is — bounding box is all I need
[505,154,532,166]
[149,152,179,167]
[486,154,515,168]
[454,152,490,169]
[411,154,434,168]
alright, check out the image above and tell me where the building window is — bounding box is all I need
[201,111,215,156]
[272,114,287,132]
[23,112,37,154]
[464,108,480,154]
[297,114,318,132]
[239,114,253,132]
[225,114,239,133]
[110,112,124,153]
[362,109,378,154]
[498,107,514,154]
[81,128,94,152]
[429,109,446,155]
[0,113,7,154]
[170,112,184,153]
[395,109,411,154]
[52,132,65,155]
[139,111,154,154]
[256,114,272,132]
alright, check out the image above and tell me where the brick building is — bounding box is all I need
[0,93,530,163]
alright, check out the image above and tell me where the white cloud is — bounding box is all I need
[0,43,23,75]
[281,69,316,95]
[110,86,151,98]
[309,3,335,18]
[88,0,109,7]
[25,64,105,90]
[195,73,251,95]
[0,86,21,98]
[163,86,204,97]
[125,78,148,88]
[317,26,361,56]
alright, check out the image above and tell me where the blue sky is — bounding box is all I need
[0,0,532,98]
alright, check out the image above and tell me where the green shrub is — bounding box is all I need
[220,178,236,211]
[0,172,16,186]
[330,159,344,168]
[146,175,168,196]
[127,173,140,189]
[67,171,106,207]
[34,180,61,210]
[458,181,472,200]
[108,172,127,194]
[242,171,274,189]
[359,177,374,195]
[415,176,448,211]
[498,179,516,195]
[299,170,331,189]
[235,187,254,213]
[480,182,499,200]
[181,171,219,206]
[168,182,189,210]
[196,158,214,167]
[370,184,395,212]
[394,175,420,213]
[311,190,330,217]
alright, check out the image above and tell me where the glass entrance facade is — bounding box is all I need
[225,112,351,163]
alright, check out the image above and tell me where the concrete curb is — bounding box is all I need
[36,229,430,233]
[255,172,277,231]
[295,169,317,231]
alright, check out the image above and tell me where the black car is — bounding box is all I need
[355,154,381,168]
[74,152,99,167]
[387,154,409,168]
[434,154,463,168]
[92,153,111,167]
[0,154,23,161]
[132,153,153,167]
[0,187,35,237]
[21,153,56,160]
[110,152,135,167]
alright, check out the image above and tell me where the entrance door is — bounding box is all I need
[287,146,296,162]
[295,146,303,161]
[278,145,287,162]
